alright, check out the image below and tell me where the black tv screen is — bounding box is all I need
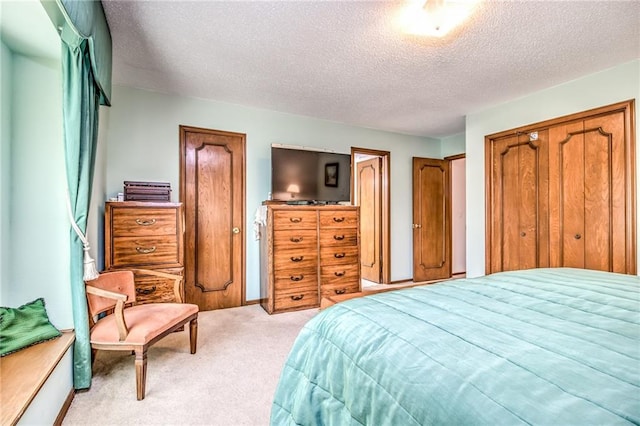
[271,147,351,203]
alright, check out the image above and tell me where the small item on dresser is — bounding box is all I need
[123,181,171,202]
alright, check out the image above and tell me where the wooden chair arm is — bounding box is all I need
[86,285,129,341]
[86,284,128,302]
[131,269,184,303]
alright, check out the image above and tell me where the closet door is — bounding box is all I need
[548,110,632,273]
[487,133,548,273]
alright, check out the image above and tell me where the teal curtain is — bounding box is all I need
[61,26,100,390]
[43,0,112,389]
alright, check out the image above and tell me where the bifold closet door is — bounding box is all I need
[488,134,549,273]
[548,110,630,273]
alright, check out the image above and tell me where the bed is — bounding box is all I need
[271,268,639,425]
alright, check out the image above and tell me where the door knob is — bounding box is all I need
[232,227,240,234]
[574,234,581,240]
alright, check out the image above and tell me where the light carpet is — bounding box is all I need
[63,304,317,426]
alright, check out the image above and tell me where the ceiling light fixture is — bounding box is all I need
[399,0,480,38]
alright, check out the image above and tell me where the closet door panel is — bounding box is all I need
[500,138,521,271]
[519,139,543,270]
[560,125,586,269]
[584,112,626,272]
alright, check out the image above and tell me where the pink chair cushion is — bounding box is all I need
[86,271,137,316]
[90,303,198,345]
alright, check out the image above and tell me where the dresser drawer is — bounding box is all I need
[319,210,358,228]
[111,208,178,237]
[273,210,317,230]
[111,236,179,267]
[319,228,358,247]
[321,264,359,287]
[273,229,317,249]
[274,270,318,291]
[320,246,359,266]
[273,249,318,272]
[133,267,183,304]
[274,287,319,312]
[320,281,361,299]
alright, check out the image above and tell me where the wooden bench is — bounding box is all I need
[320,283,423,309]
[0,331,75,425]
[320,277,462,309]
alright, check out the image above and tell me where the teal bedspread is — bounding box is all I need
[271,268,640,425]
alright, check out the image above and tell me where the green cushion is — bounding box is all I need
[0,298,61,357]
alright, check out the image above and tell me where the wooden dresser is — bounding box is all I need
[104,201,184,303]
[260,204,361,314]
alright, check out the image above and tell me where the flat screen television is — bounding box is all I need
[271,146,351,204]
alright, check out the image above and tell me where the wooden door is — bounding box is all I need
[548,110,630,273]
[488,133,549,273]
[180,126,245,310]
[356,157,382,282]
[412,158,450,281]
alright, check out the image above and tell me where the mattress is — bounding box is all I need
[271,268,640,425]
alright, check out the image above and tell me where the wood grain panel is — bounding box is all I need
[519,140,541,270]
[181,126,246,310]
[260,205,360,314]
[488,99,636,275]
[273,229,317,249]
[412,158,450,281]
[356,157,381,281]
[273,287,319,312]
[499,137,520,272]
[319,246,359,266]
[318,228,358,247]
[111,209,177,237]
[273,249,318,272]
[584,111,626,272]
[320,281,360,298]
[111,237,179,267]
[273,211,317,230]
[560,124,586,268]
[133,267,184,304]
[319,210,358,228]
[273,270,318,290]
[320,264,359,286]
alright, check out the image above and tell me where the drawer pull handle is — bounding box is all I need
[334,253,346,259]
[136,286,156,295]
[290,237,303,243]
[290,294,304,301]
[333,217,345,223]
[290,275,304,281]
[334,288,346,295]
[136,246,157,254]
[290,256,304,262]
[333,235,345,241]
[135,218,156,226]
[334,271,346,277]
[289,217,302,223]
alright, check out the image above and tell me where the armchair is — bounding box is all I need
[85,269,198,400]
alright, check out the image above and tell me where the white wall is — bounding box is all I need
[104,86,441,299]
[0,41,12,302]
[451,157,466,274]
[465,60,640,277]
[9,53,72,327]
[440,132,465,158]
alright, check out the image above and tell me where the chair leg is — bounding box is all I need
[134,348,148,400]
[189,317,198,354]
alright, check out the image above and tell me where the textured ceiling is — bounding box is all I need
[102,1,640,138]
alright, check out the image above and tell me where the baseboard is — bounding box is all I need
[389,278,412,284]
[54,388,75,426]
[244,298,264,306]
